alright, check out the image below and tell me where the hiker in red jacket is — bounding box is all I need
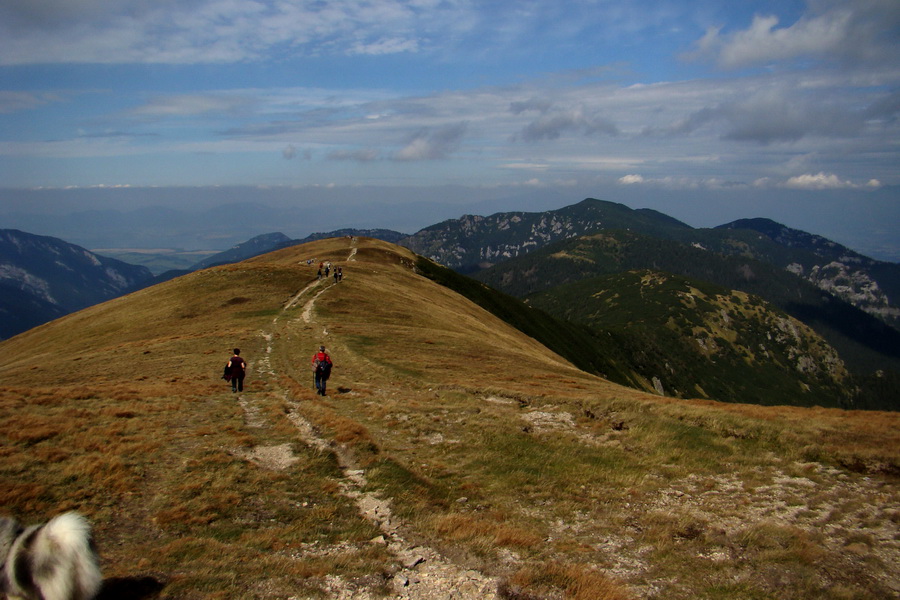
[227,348,246,393]
[311,345,333,396]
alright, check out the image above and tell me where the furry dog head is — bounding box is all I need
[0,512,102,600]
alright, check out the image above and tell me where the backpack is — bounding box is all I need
[222,363,232,381]
[315,356,332,378]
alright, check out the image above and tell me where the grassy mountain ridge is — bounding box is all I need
[145,229,410,288]
[1,237,898,599]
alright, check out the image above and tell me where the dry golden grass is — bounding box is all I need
[501,562,633,600]
[432,512,543,551]
[1,236,898,599]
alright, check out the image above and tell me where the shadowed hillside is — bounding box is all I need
[1,237,898,599]
[0,229,154,339]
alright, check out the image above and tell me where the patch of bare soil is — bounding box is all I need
[231,443,300,471]
[238,395,267,428]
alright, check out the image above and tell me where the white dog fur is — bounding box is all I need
[0,512,102,600]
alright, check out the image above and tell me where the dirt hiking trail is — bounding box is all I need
[240,238,498,599]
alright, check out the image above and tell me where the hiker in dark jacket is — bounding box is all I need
[227,348,247,393]
[311,345,332,396]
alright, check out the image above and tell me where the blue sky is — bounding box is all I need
[1,1,899,257]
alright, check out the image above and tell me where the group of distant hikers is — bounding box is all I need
[222,258,338,396]
[308,259,343,282]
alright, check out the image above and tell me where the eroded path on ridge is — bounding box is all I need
[241,238,497,599]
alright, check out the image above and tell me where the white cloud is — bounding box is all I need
[783,172,879,190]
[6,41,898,190]
[616,173,887,191]
[648,85,867,144]
[517,108,618,142]
[616,174,751,190]
[501,163,549,171]
[0,137,147,159]
[721,13,847,68]
[0,0,787,67]
[618,174,645,185]
[689,0,900,70]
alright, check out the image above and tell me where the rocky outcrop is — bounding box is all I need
[790,260,900,329]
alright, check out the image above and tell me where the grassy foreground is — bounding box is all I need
[1,237,898,599]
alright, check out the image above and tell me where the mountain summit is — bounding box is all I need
[401,198,690,273]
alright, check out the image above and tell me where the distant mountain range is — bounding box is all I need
[415,255,861,408]
[715,218,900,329]
[528,269,851,407]
[402,199,900,330]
